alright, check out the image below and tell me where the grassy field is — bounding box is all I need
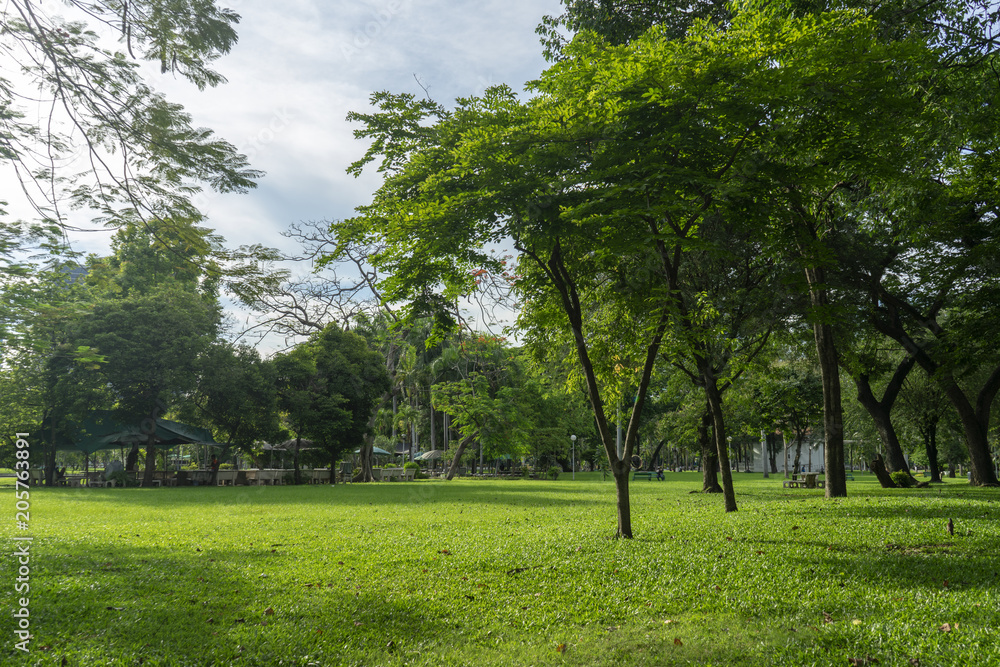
[2,472,998,666]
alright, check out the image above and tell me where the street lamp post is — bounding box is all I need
[570,435,577,480]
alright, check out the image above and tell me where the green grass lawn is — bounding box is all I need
[3,472,998,666]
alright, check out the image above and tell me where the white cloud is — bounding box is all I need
[3,0,564,348]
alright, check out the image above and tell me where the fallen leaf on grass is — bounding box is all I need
[264,607,274,616]
[852,620,862,626]
[823,612,834,624]
[556,643,567,654]
[940,623,958,632]
[673,638,683,647]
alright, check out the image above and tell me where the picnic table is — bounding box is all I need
[783,473,825,489]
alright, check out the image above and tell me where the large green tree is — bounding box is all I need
[188,342,282,458]
[340,8,937,534]
[274,324,389,484]
[78,284,219,485]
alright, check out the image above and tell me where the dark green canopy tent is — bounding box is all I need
[61,411,219,455]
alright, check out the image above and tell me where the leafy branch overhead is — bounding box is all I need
[1,1,261,233]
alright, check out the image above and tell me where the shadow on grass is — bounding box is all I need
[18,541,487,666]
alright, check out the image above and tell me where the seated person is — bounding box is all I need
[656,466,665,481]
[55,466,67,485]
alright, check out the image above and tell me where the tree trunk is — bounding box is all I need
[126,442,139,472]
[355,393,390,483]
[612,469,633,538]
[649,440,665,468]
[869,304,1000,486]
[811,312,847,497]
[852,361,913,474]
[430,400,436,451]
[330,450,337,485]
[355,440,375,483]
[445,434,475,480]
[540,242,666,539]
[937,379,999,486]
[704,378,737,512]
[699,409,722,493]
[293,436,302,485]
[767,434,779,473]
[924,421,941,483]
[142,436,157,486]
[793,437,803,474]
[869,453,897,488]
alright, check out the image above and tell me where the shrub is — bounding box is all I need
[890,471,914,488]
[547,466,561,480]
[403,461,420,470]
[107,470,137,487]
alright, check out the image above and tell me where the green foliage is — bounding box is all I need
[275,323,391,468]
[546,465,561,480]
[189,343,282,453]
[106,470,137,487]
[78,284,220,422]
[403,461,420,470]
[891,471,915,488]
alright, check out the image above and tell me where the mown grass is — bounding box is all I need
[2,472,998,666]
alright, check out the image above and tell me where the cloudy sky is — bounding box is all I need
[68,0,565,259]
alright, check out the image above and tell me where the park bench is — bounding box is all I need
[633,471,656,481]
